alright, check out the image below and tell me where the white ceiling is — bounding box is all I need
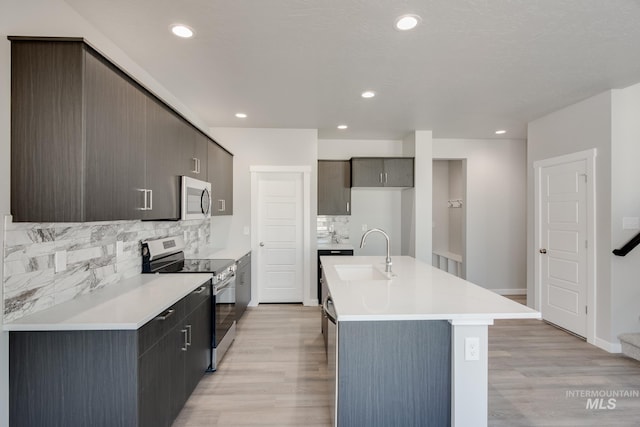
[64,0,640,140]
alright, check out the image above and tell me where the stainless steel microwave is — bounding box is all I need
[181,176,212,220]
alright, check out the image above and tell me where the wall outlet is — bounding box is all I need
[361,224,368,231]
[243,226,250,236]
[116,241,124,258]
[465,337,480,361]
[54,250,67,273]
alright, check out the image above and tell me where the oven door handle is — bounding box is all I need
[214,276,235,294]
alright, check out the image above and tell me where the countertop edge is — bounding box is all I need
[337,312,543,322]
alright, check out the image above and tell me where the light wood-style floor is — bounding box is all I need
[173,301,640,427]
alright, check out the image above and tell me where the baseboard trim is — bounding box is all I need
[304,299,319,307]
[491,288,527,296]
[594,337,622,353]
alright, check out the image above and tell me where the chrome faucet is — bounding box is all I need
[360,228,392,273]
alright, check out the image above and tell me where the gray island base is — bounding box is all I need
[321,255,541,427]
[338,320,451,426]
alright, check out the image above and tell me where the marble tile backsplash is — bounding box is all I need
[317,216,350,244]
[2,216,211,322]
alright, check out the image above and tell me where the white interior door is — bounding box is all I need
[538,159,588,337]
[257,172,304,303]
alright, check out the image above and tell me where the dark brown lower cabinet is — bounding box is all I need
[9,285,211,427]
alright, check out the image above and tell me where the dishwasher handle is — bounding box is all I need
[322,296,337,324]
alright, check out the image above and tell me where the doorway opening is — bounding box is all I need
[432,159,466,278]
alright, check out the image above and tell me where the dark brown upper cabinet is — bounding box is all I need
[10,39,149,222]
[143,97,183,220]
[207,142,233,216]
[318,160,351,215]
[351,157,414,188]
[84,48,147,221]
[10,37,230,222]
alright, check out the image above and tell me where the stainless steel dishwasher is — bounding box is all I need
[323,295,338,426]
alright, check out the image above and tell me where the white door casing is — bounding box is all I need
[534,149,596,343]
[250,166,311,305]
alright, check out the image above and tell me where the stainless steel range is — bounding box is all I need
[141,236,236,371]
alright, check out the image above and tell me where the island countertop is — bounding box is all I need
[321,255,540,322]
[2,273,213,331]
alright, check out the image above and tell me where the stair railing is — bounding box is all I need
[613,231,640,256]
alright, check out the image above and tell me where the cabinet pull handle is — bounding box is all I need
[181,329,188,351]
[330,250,340,254]
[218,200,225,211]
[155,308,175,321]
[139,189,148,210]
[193,285,207,294]
[192,158,199,174]
[146,190,153,210]
[186,324,192,346]
[346,202,350,212]
[379,173,383,183]
[384,172,388,183]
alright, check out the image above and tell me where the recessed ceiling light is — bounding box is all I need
[395,14,421,31]
[361,91,376,99]
[235,113,247,118]
[337,125,348,130]
[495,129,507,135]
[170,24,194,38]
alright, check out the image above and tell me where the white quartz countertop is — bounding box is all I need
[317,243,355,251]
[197,246,251,261]
[3,273,213,331]
[321,256,541,322]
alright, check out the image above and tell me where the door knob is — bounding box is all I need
[539,248,547,254]
[260,242,265,247]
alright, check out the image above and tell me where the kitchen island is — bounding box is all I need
[320,255,540,427]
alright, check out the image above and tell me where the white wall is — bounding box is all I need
[528,92,613,344]
[433,139,527,293]
[611,82,640,341]
[432,161,451,253]
[415,131,434,262]
[318,139,406,256]
[401,134,416,256]
[209,127,318,303]
[318,139,404,159]
[448,160,464,255]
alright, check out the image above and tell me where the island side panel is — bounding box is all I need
[337,320,451,427]
[9,330,138,427]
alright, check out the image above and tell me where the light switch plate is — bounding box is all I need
[54,250,67,273]
[623,217,640,230]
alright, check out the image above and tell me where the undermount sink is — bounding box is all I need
[335,264,389,281]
